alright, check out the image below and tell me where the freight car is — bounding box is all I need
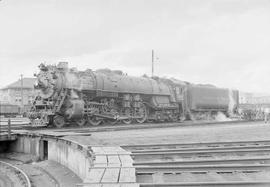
[0,103,20,117]
[28,62,239,128]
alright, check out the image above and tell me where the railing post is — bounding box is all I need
[0,117,1,141]
[8,118,11,139]
[0,101,1,139]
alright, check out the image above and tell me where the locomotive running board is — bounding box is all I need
[30,119,48,127]
[93,113,119,119]
[92,113,143,120]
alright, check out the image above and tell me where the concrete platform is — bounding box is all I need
[10,121,270,187]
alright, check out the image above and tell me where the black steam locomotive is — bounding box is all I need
[28,62,239,128]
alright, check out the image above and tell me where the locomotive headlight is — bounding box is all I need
[34,80,39,89]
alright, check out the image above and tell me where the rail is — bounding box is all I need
[25,119,263,134]
[134,157,270,166]
[123,140,270,152]
[0,161,31,187]
[135,164,270,173]
[127,140,270,187]
[140,181,270,186]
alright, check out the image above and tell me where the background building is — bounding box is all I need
[0,78,37,106]
[240,92,270,105]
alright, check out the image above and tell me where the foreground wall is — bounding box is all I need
[9,135,43,158]
[8,134,138,187]
[9,135,93,180]
[47,139,93,179]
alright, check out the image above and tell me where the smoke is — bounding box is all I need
[66,70,86,91]
[65,68,95,91]
[70,89,79,99]
[228,89,235,115]
[215,112,232,122]
[66,71,80,89]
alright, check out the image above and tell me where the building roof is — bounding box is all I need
[1,78,36,89]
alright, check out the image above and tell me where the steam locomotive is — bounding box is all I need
[28,62,239,128]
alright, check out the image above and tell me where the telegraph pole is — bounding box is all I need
[0,101,1,137]
[20,74,24,109]
[152,49,154,77]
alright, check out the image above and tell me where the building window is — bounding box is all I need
[15,96,22,103]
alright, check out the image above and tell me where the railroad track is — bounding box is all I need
[0,124,29,130]
[139,181,270,187]
[0,161,31,187]
[0,117,263,133]
[0,118,30,131]
[17,119,260,134]
[122,140,270,187]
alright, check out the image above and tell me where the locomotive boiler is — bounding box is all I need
[29,62,186,127]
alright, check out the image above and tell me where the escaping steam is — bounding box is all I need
[228,89,235,116]
[70,89,79,99]
[215,112,232,121]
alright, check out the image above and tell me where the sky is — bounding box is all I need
[0,0,270,93]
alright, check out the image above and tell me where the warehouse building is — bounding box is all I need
[0,78,37,106]
[240,92,270,105]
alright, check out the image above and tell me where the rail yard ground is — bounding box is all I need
[55,121,270,146]
[1,120,270,186]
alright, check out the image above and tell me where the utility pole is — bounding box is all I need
[152,49,154,77]
[0,101,1,137]
[20,74,24,109]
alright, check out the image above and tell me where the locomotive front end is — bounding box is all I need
[29,62,68,127]
[29,62,98,128]
[34,63,66,98]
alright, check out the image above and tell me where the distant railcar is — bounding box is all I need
[0,104,20,117]
[238,103,266,121]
